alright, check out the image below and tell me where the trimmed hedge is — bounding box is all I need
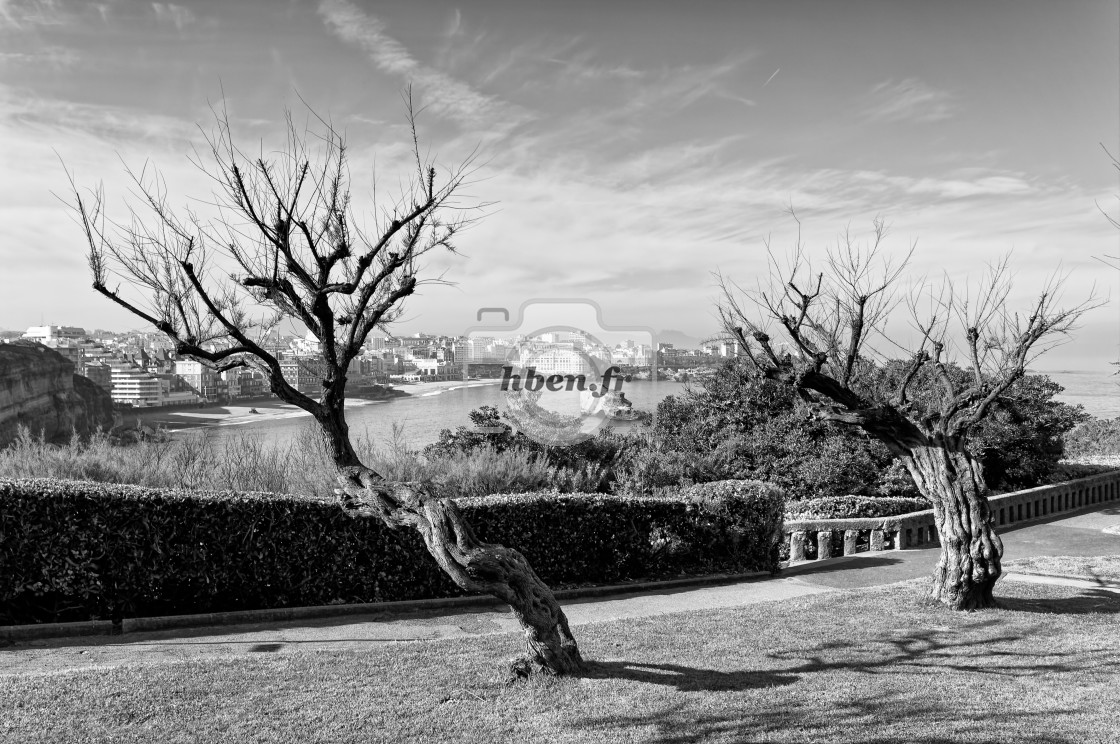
[786,495,929,521]
[0,477,785,626]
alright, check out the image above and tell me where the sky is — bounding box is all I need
[0,0,1118,370]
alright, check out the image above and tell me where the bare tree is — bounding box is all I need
[718,216,1097,610]
[65,100,583,677]
[1098,145,1120,272]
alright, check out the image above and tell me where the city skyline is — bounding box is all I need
[1,0,1117,372]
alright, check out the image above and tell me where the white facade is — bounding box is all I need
[110,367,163,407]
[22,326,86,345]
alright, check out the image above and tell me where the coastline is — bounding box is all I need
[127,379,501,433]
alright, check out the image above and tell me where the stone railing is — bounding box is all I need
[784,469,1120,563]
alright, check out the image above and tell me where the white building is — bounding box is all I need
[520,347,595,376]
[110,366,163,407]
[22,326,86,345]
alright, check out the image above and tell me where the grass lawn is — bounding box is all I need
[1004,555,1120,584]
[3,579,1120,744]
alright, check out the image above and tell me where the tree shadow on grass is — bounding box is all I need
[578,660,797,692]
[574,622,1115,744]
[997,587,1120,615]
[573,696,1086,744]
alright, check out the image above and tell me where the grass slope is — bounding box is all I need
[1004,555,1120,584]
[3,579,1120,743]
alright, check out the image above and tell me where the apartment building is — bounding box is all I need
[109,365,163,407]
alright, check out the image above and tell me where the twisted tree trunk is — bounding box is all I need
[829,406,1004,610]
[901,443,1003,610]
[336,466,583,677]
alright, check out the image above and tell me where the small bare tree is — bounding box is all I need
[65,100,582,676]
[718,216,1097,610]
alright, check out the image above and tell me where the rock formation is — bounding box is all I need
[0,342,115,447]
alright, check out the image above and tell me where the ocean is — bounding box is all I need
[1037,369,1119,420]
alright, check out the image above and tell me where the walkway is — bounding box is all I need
[3,505,1118,677]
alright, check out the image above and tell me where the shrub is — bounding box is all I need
[423,406,627,493]
[628,361,1088,498]
[679,480,787,573]
[0,477,786,625]
[786,495,930,521]
[1063,417,1120,458]
[619,361,902,500]
[966,375,1090,490]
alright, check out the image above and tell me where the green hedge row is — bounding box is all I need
[785,495,930,521]
[0,478,785,625]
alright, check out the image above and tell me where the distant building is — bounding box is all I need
[22,326,86,344]
[288,331,323,357]
[411,358,461,382]
[280,357,328,396]
[520,346,595,376]
[83,361,112,393]
[110,366,163,407]
[223,367,268,399]
[174,360,223,401]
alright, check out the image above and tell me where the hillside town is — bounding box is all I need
[0,324,741,409]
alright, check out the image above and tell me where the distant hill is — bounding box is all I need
[656,329,703,349]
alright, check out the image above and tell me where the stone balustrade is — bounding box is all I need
[783,469,1120,563]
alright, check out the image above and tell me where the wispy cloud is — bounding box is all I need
[545,50,645,83]
[0,0,65,30]
[317,0,533,136]
[0,44,78,67]
[151,2,194,31]
[864,78,955,123]
[851,170,1034,199]
[0,84,200,145]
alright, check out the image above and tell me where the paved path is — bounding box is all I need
[3,505,1119,677]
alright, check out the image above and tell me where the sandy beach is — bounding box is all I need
[392,378,501,398]
[127,379,501,433]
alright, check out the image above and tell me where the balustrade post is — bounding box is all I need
[790,531,806,562]
[817,530,834,559]
[844,530,859,556]
[870,529,885,551]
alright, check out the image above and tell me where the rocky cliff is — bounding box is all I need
[0,342,115,447]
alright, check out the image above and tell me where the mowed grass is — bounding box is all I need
[3,580,1120,744]
[1004,555,1120,584]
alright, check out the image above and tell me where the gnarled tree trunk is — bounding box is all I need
[336,466,583,677]
[901,442,1003,610]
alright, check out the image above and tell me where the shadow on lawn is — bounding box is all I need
[574,697,1088,744]
[998,587,1120,615]
[576,622,1115,744]
[579,660,797,692]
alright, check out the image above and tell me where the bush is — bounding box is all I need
[421,445,615,498]
[679,480,787,572]
[0,477,786,625]
[966,375,1090,490]
[619,365,898,500]
[627,361,1089,499]
[786,495,930,521]
[423,406,626,493]
[1064,417,1120,458]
